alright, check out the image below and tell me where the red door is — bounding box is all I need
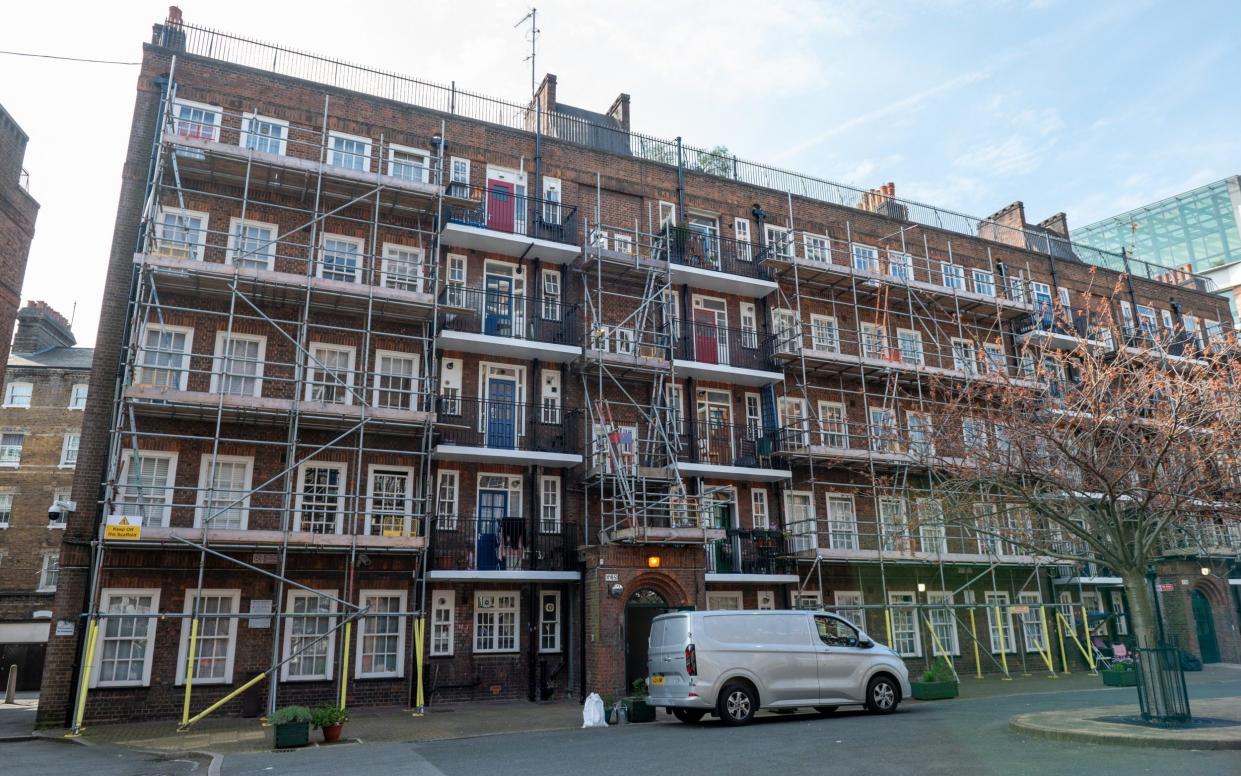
[693,309,718,364]
[486,180,516,233]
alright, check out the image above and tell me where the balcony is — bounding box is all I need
[1016,304,1111,351]
[705,530,799,583]
[120,512,427,553]
[437,286,580,362]
[771,424,960,471]
[673,321,783,386]
[427,516,578,581]
[675,421,791,483]
[1117,326,1210,367]
[441,183,580,264]
[432,397,582,467]
[586,225,778,298]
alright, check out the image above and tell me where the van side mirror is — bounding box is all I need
[857,638,874,649]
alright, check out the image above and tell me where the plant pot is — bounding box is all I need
[622,698,657,723]
[1102,670,1138,687]
[910,680,959,700]
[273,721,310,748]
[322,723,344,743]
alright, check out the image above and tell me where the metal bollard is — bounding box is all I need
[4,664,16,704]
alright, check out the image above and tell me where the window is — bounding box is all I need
[435,470,459,529]
[430,590,455,656]
[765,224,792,259]
[540,370,561,424]
[212,333,265,397]
[38,552,59,592]
[226,218,277,271]
[896,328,923,365]
[1110,590,1128,636]
[0,492,11,528]
[819,402,848,449]
[971,269,996,296]
[357,591,406,678]
[448,157,471,196]
[282,590,337,681]
[926,591,959,655]
[295,463,346,534]
[906,412,933,456]
[173,99,220,143]
[887,251,912,280]
[0,433,23,467]
[328,131,371,172]
[962,417,987,452]
[941,262,965,290]
[540,475,561,533]
[1057,592,1078,632]
[539,590,561,653]
[860,322,885,359]
[757,591,776,610]
[951,338,976,374]
[791,591,822,610]
[879,497,910,552]
[785,492,816,552]
[474,591,519,653]
[740,303,758,349]
[660,201,678,230]
[985,591,1015,653]
[154,209,208,260]
[734,218,753,261]
[1006,273,1027,303]
[982,342,1006,375]
[176,590,239,684]
[916,498,947,554]
[367,467,414,537]
[1019,592,1046,652]
[744,393,762,441]
[196,455,252,530]
[445,254,467,308]
[772,309,799,354]
[319,235,363,283]
[542,177,562,224]
[826,495,858,550]
[834,591,865,630]
[115,452,176,527]
[69,383,89,409]
[387,144,430,183]
[541,269,562,320]
[92,589,159,687]
[751,488,769,529]
[868,406,897,452]
[851,244,880,273]
[240,113,288,156]
[378,244,423,292]
[372,351,419,411]
[888,592,921,656]
[810,315,839,352]
[136,325,192,390]
[706,591,743,610]
[305,344,356,404]
[3,382,32,407]
[60,433,80,468]
[804,233,830,263]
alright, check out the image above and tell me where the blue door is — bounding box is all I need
[477,489,507,571]
[487,378,517,449]
[484,274,513,336]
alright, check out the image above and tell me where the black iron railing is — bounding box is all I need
[709,530,790,574]
[442,182,579,246]
[674,320,776,372]
[438,286,578,345]
[655,225,769,281]
[435,397,579,454]
[1134,645,1192,723]
[1016,303,1104,340]
[431,516,571,571]
[680,420,784,469]
[1120,326,1203,358]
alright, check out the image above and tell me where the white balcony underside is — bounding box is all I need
[672,359,784,386]
[1051,576,1124,586]
[667,263,778,298]
[804,547,1041,565]
[426,569,581,582]
[775,348,1042,389]
[436,330,580,362]
[605,526,728,543]
[440,222,580,264]
[124,386,433,428]
[128,526,426,550]
[1122,346,1207,367]
[1019,329,1110,352]
[431,444,583,468]
[705,573,800,584]
[677,462,792,483]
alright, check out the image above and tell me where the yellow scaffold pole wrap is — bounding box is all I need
[922,612,956,679]
[1058,612,1093,670]
[968,608,982,678]
[67,618,100,737]
[1036,606,1055,675]
[994,605,1011,679]
[181,617,200,727]
[1081,605,1096,674]
[181,672,266,730]
[884,607,894,650]
[413,616,425,714]
[1055,609,1070,674]
[338,621,352,711]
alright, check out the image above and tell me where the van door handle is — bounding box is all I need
[663,656,676,662]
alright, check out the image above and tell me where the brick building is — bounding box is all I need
[39,13,1239,727]
[0,104,40,387]
[0,302,90,691]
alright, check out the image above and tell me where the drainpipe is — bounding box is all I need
[753,204,770,324]
[675,137,686,225]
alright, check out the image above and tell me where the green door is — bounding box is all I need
[1191,590,1221,664]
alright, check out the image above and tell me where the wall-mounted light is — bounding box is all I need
[647,555,662,569]
[1201,567,1211,576]
[917,582,927,593]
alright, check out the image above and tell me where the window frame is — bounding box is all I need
[895,327,924,365]
[172,98,222,143]
[211,331,267,398]
[239,112,289,156]
[941,262,965,290]
[971,269,996,297]
[850,243,880,273]
[195,454,254,530]
[473,590,520,654]
[91,588,161,688]
[833,590,865,630]
[435,469,460,529]
[304,343,357,404]
[294,461,348,535]
[538,590,561,653]
[430,589,456,657]
[706,591,744,610]
[539,475,561,533]
[380,242,425,293]
[371,349,420,411]
[224,216,279,271]
[136,324,194,391]
[281,589,339,682]
[887,591,922,657]
[0,432,24,468]
[154,208,210,261]
[115,451,178,527]
[59,433,81,468]
[318,233,365,284]
[69,383,89,409]
[365,464,415,538]
[356,589,407,679]
[1018,591,1046,653]
[984,591,1016,653]
[750,488,769,530]
[926,590,960,656]
[3,381,32,408]
[37,551,60,592]
[386,143,431,183]
[327,130,372,173]
[175,588,241,685]
[0,491,14,528]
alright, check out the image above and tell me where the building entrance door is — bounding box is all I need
[624,588,692,690]
[1191,589,1221,664]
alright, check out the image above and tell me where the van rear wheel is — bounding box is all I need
[717,682,758,726]
[672,708,706,724]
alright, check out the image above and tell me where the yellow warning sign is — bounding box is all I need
[105,515,142,540]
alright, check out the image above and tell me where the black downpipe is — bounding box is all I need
[578,577,587,700]
[1119,248,1142,323]
[675,137,686,224]
[528,469,539,702]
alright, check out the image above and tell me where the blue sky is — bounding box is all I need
[3,0,1239,344]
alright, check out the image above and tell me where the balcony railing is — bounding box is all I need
[678,420,784,469]
[1016,303,1106,341]
[708,529,790,574]
[442,182,579,246]
[434,397,580,454]
[430,516,571,571]
[656,226,770,281]
[1120,326,1205,359]
[773,322,1021,377]
[674,320,776,372]
[439,286,578,345]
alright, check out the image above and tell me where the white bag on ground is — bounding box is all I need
[582,692,608,728]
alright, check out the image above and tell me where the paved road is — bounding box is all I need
[3,739,200,776]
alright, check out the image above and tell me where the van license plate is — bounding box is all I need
[650,675,665,685]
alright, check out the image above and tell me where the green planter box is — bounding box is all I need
[911,680,959,700]
[622,698,657,723]
[1102,670,1138,687]
[273,721,310,748]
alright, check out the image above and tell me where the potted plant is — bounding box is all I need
[268,705,312,748]
[311,705,349,743]
[1101,661,1138,687]
[910,656,959,700]
[622,678,657,723]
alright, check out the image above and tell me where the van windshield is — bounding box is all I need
[652,615,688,647]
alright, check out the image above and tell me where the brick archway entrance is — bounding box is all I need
[624,575,694,689]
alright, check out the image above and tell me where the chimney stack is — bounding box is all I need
[12,301,76,355]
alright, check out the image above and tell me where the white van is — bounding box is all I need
[646,609,911,725]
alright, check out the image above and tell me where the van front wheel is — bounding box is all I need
[717,682,758,726]
[672,708,706,724]
[865,675,900,714]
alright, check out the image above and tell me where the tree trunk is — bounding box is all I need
[1119,569,1191,722]
[1119,570,1160,649]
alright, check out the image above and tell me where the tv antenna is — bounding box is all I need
[515,8,539,98]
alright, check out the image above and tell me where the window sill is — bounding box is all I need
[280,675,334,683]
[355,672,404,681]
[2,405,30,410]
[58,465,77,470]
[37,587,57,594]
[472,650,520,656]
[48,524,67,530]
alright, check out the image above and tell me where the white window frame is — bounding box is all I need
[540,475,561,533]
[750,488,769,529]
[175,589,241,685]
[473,590,520,654]
[860,322,885,359]
[318,233,365,284]
[792,590,822,610]
[971,269,996,296]
[225,217,278,271]
[1110,590,1129,636]
[541,268,562,321]
[115,451,178,527]
[211,331,266,397]
[304,343,357,404]
[90,588,161,688]
[803,232,830,263]
[328,130,372,172]
[69,383,89,410]
[887,592,922,657]
[195,454,254,530]
[3,381,32,408]
[895,328,924,365]
[1018,591,1046,653]
[785,491,816,552]
[37,551,59,592]
[540,369,561,424]
[430,589,455,657]
[435,469,459,529]
[239,112,288,156]
[539,590,561,653]
[439,357,462,416]
[356,589,407,679]
[834,590,865,630]
[818,401,848,449]
[371,349,421,411]
[734,217,753,261]
[810,315,839,352]
[851,243,880,273]
[542,176,563,224]
[294,462,348,534]
[941,262,965,290]
[887,251,912,280]
[706,591,744,610]
[826,494,858,550]
[0,491,13,528]
[136,324,194,391]
[365,465,416,538]
[386,143,431,183]
[740,302,759,349]
[172,98,221,143]
[59,433,80,468]
[281,589,339,681]
[985,591,1016,653]
[154,208,210,261]
[765,224,792,259]
[448,156,471,196]
[926,591,960,656]
[0,432,23,468]
[380,243,425,293]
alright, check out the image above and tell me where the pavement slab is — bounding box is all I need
[1010,697,1241,750]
